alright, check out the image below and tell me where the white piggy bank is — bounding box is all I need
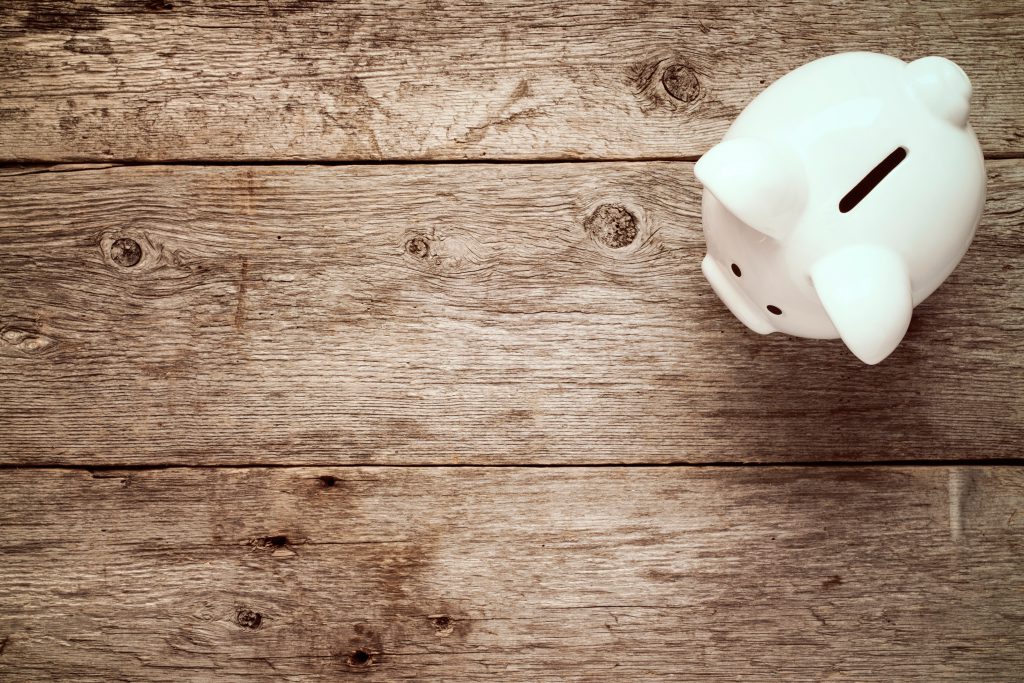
[696,52,985,364]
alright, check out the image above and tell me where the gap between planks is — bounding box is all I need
[0,151,1022,170]
[1,459,1023,472]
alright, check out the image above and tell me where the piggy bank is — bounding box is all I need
[696,52,985,364]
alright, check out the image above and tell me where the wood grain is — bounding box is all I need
[1,161,1021,465]
[0,0,1022,161]
[0,465,1022,680]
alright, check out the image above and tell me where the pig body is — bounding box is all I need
[696,52,985,364]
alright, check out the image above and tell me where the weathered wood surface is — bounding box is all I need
[2,1,1022,680]
[1,161,1021,465]
[1,0,1022,162]
[0,466,1021,681]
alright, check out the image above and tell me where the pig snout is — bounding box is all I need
[701,255,774,335]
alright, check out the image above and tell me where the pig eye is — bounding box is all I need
[839,146,907,213]
[731,263,742,277]
[767,305,782,315]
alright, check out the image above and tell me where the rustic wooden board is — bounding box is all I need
[1,161,1021,465]
[1,0,1022,161]
[0,465,1021,680]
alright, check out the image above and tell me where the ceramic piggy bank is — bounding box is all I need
[696,52,985,364]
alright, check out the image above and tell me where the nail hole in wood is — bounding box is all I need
[110,237,142,267]
[318,475,338,488]
[822,575,843,589]
[430,615,454,635]
[348,649,371,666]
[584,204,638,249]
[235,608,262,630]
[248,535,288,549]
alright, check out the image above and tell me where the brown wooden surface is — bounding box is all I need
[0,161,1021,465]
[2,0,1023,679]
[1,0,1023,161]
[1,466,1022,681]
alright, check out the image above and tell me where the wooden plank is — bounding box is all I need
[1,0,1022,161]
[1,161,1021,465]
[0,465,1021,680]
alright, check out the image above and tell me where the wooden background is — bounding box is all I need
[1,1,1022,680]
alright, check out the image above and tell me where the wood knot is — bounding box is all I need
[1,326,56,355]
[661,63,701,103]
[401,229,488,276]
[405,236,430,258]
[347,649,372,667]
[628,52,705,112]
[235,608,263,630]
[110,237,142,267]
[584,204,638,248]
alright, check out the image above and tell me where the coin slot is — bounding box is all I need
[839,147,907,213]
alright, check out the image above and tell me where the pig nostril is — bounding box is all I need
[731,263,742,277]
[767,305,782,315]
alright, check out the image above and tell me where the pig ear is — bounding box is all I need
[810,245,913,365]
[694,137,806,240]
[906,56,972,127]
